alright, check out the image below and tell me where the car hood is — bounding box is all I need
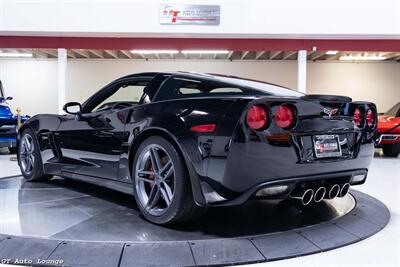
[377,115,400,133]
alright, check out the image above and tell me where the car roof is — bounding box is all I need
[175,71,292,89]
[117,71,291,90]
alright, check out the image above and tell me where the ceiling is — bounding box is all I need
[1,48,400,61]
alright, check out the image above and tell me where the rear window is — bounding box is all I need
[216,76,304,97]
[177,82,245,96]
[155,76,302,101]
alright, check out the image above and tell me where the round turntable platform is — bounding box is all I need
[0,176,390,267]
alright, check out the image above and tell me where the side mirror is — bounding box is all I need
[63,102,82,115]
[6,96,13,100]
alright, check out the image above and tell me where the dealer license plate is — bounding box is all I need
[313,135,342,158]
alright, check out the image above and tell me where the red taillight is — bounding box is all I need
[353,107,363,127]
[190,124,216,133]
[366,108,375,127]
[274,104,295,129]
[246,105,268,130]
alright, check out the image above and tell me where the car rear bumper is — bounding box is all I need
[0,138,16,148]
[375,134,400,145]
[204,169,368,206]
[0,125,17,148]
[0,124,17,147]
[201,131,374,206]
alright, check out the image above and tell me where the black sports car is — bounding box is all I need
[17,72,377,224]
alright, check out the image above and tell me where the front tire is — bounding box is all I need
[132,136,205,224]
[18,129,52,181]
[382,143,400,157]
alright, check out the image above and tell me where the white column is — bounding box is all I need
[297,50,307,94]
[57,48,67,114]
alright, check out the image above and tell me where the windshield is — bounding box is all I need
[386,102,400,117]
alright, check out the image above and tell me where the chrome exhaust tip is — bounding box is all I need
[302,189,314,205]
[327,184,340,199]
[290,188,314,205]
[314,187,326,203]
[338,183,350,198]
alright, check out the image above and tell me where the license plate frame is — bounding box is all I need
[313,134,342,158]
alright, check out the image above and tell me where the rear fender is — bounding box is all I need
[127,127,207,206]
[125,98,239,206]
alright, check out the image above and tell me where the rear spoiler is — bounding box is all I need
[301,94,352,103]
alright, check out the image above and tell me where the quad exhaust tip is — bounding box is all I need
[302,189,314,205]
[290,188,314,205]
[338,183,350,198]
[327,184,340,199]
[314,187,326,203]
[290,183,350,205]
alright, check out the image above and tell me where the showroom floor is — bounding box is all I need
[0,149,398,267]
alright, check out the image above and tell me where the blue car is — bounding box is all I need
[0,81,28,153]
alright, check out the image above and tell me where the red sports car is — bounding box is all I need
[376,102,400,157]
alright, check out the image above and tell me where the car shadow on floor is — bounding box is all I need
[16,175,355,239]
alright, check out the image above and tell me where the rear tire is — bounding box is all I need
[132,136,205,225]
[18,129,52,182]
[8,147,17,154]
[382,143,400,157]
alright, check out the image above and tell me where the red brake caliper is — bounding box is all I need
[149,166,155,189]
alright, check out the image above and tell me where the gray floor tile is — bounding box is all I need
[298,223,359,251]
[0,236,61,265]
[190,238,264,265]
[334,214,382,239]
[251,231,320,260]
[48,241,123,267]
[120,242,195,267]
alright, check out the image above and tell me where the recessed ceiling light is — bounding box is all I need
[339,55,386,61]
[326,50,338,55]
[0,52,33,58]
[181,50,230,54]
[130,50,179,54]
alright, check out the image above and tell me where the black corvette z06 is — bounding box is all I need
[17,72,377,224]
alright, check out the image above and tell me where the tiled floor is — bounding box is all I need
[0,148,21,177]
[254,151,400,267]
[0,149,398,266]
[0,175,357,242]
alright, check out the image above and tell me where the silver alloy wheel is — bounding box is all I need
[135,144,176,216]
[20,134,35,174]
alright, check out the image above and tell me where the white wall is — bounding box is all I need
[0,59,58,115]
[307,62,400,112]
[65,60,297,103]
[1,0,399,38]
[0,59,399,117]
